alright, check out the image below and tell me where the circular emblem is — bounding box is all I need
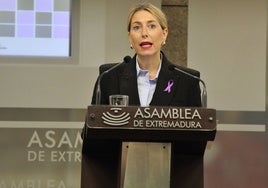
[102,107,130,126]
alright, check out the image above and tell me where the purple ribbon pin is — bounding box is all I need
[164,80,174,93]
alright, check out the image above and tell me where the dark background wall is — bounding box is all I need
[162,0,188,67]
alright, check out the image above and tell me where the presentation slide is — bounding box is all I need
[0,0,71,57]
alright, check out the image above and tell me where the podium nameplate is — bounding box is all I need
[85,105,216,142]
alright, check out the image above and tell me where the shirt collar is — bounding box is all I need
[136,55,162,80]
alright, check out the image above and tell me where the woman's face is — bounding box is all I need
[128,10,168,58]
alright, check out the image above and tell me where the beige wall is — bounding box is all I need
[188,1,267,187]
[188,0,266,111]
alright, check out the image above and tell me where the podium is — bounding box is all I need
[81,105,217,188]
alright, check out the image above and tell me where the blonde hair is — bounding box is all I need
[127,3,168,32]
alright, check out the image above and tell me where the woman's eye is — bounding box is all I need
[148,24,156,29]
[132,25,140,31]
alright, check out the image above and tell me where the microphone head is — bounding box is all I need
[123,56,132,64]
[168,64,175,71]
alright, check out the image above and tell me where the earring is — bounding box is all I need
[130,44,133,49]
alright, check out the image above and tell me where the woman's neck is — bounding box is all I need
[137,53,161,70]
[137,52,162,79]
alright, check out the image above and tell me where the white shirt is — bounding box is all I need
[136,58,162,107]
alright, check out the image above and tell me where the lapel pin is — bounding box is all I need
[164,80,174,93]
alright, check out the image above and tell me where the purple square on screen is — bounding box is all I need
[17,11,34,24]
[54,12,70,26]
[17,25,34,38]
[0,0,16,10]
[53,26,69,39]
[36,0,53,12]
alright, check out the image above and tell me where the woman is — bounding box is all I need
[91,3,201,107]
[87,3,202,188]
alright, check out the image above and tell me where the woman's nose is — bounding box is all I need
[141,28,149,38]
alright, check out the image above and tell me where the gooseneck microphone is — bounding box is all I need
[95,56,132,105]
[168,64,207,108]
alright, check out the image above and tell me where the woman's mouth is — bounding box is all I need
[140,42,153,48]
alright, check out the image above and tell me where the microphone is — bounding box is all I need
[95,56,132,105]
[168,64,207,108]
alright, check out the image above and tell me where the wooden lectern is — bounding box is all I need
[81,105,217,188]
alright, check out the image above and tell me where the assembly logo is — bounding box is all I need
[102,107,130,126]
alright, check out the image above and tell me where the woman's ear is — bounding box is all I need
[163,28,168,42]
[128,33,133,49]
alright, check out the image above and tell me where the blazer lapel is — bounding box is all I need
[150,56,179,106]
[119,59,140,105]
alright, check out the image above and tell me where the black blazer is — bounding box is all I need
[91,53,201,107]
